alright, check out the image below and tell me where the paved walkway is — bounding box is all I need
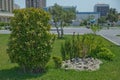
[0,30,11,34]
[0,27,120,46]
[51,27,93,35]
[98,29,120,46]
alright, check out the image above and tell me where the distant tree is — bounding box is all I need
[91,24,101,34]
[106,8,119,26]
[0,22,10,26]
[98,16,107,26]
[0,22,10,30]
[49,4,63,38]
[82,15,95,26]
[49,4,76,38]
[82,19,88,25]
[60,7,76,38]
[118,13,120,20]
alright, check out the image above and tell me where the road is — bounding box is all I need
[98,29,120,46]
[51,27,93,35]
[0,27,120,46]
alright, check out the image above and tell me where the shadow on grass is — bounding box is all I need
[0,67,46,80]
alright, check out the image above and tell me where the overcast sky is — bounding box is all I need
[15,0,120,12]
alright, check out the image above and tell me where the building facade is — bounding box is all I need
[94,4,109,16]
[26,0,46,8]
[0,12,14,22]
[72,12,100,26]
[0,0,14,13]
[76,12,100,21]
[0,0,14,22]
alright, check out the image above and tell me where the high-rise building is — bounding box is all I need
[94,4,109,16]
[0,0,14,13]
[26,0,46,8]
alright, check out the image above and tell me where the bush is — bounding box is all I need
[61,44,66,61]
[91,25,101,34]
[61,34,114,61]
[0,22,10,26]
[53,56,62,68]
[97,48,115,60]
[0,22,10,30]
[7,8,55,73]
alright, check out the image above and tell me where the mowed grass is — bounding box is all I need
[0,34,120,80]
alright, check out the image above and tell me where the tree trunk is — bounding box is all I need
[55,22,60,38]
[60,21,64,38]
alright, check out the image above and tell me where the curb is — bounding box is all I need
[100,34,120,46]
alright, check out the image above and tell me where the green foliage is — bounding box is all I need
[61,39,73,60]
[0,22,10,26]
[7,8,55,73]
[61,34,96,60]
[0,22,10,30]
[62,7,76,24]
[52,56,62,68]
[0,34,120,79]
[61,44,66,61]
[80,20,88,26]
[106,8,119,23]
[97,48,115,60]
[61,34,114,61]
[91,25,101,34]
[98,16,107,25]
[49,4,76,38]
[49,4,62,23]
[49,4,62,38]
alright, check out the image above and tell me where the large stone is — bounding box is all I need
[62,58,102,71]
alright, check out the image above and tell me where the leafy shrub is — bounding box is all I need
[0,22,10,26]
[61,34,94,60]
[61,44,65,61]
[53,56,62,68]
[61,33,115,61]
[7,8,55,73]
[97,48,115,60]
[91,25,101,34]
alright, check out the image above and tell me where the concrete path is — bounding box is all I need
[0,30,11,34]
[0,27,120,46]
[98,29,120,46]
[51,27,92,35]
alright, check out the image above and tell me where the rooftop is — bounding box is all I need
[76,12,100,14]
[94,4,109,7]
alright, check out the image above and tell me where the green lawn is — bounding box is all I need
[0,34,120,80]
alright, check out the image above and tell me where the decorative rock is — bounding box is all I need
[62,58,102,71]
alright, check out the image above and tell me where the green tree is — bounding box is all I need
[0,22,10,29]
[118,13,120,20]
[98,16,107,26]
[7,8,55,73]
[91,25,101,34]
[106,8,119,26]
[49,4,63,38]
[49,4,76,38]
[0,22,9,26]
[60,7,76,38]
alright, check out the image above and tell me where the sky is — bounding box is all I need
[15,0,120,12]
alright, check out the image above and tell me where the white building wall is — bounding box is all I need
[72,12,100,26]
[0,12,14,22]
[76,13,100,21]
